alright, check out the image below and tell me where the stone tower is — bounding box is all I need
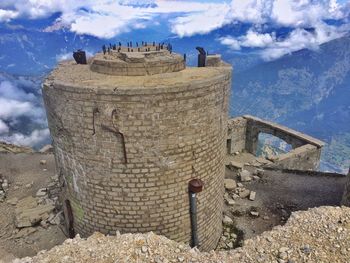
[43,44,231,251]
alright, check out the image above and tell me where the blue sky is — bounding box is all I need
[0,1,349,58]
[0,0,349,61]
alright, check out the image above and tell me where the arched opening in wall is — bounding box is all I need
[63,199,75,238]
[256,133,293,158]
[227,139,232,154]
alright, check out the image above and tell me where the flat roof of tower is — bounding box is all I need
[90,45,186,76]
[45,51,232,91]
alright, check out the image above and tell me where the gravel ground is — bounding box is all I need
[14,206,350,263]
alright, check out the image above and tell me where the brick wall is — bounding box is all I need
[43,64,231,251]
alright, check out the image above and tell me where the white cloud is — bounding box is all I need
[0,75,47,147]
[241,30,276,48]
[0,9,18,22]
[220,22,346,60]
[0,98,35,119]
[170,3,230,37]
[169,0,349,37]
[0,80,36,102]
[0,120,9,134]
[228,0,273,24]
[2,128,50,147]
[261,24,345,60]
[220,36,241,50]
[0,80,43,121]
[219,30,275,51]
[0,0,349,58]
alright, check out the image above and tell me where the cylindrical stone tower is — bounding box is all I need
[43,45,231,251]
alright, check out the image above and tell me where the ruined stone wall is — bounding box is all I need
[244,115,324,155]
[43,65,231,251]
[227,117,247,154]
[266,144,322,170]
[226,115,324,171]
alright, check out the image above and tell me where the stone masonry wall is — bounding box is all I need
[226,115,324,171]
[227,117,247,154]
[43,67,231,251]
[244,115,324,155]
[267,144,322,171]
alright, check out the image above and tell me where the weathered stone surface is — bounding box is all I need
[39,145,53,153]
[239,189,250,199]
[13,207,350,263]
[222,215,233,225]
[6,197,18,205]
[239,170,252,182]
[13,227,37,239]
[36,188,48,197]
[229,161,243,169]
[227,117,247,154]
[249,191,256,201]
[15,196,54,228]
[226,115,324,172]
[250,211,259,217]
[224,179,237,191]
[225,197,235,206]
[43,49,232,251]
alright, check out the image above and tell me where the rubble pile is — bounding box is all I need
[13,206,350,263]
[223,169,260,207]
[0,173,9,202]
[3,158,63,242]
[218,169,263,249]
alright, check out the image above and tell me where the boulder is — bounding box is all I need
[239,189,250,199]
[239,170,252,182]
[222,215,233,225]
[224,179,237,191]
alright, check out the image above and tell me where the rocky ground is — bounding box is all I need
[217,162,345,249]
[0,144,348,262]
[0,145,66,261]
[13,206,350,263]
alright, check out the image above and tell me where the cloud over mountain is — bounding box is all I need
[0,73,49,147]
[0,0,349,60]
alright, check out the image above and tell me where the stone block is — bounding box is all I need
[224,179,237,191]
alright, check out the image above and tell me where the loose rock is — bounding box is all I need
[249,191,256,201]
[223,215,233,225]
[224,179,237,191]
[239,170,252,182]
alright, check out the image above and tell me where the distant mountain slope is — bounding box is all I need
[0,23,103,75]
[232,35,350,173]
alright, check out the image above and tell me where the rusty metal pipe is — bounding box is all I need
[189,179,203,248]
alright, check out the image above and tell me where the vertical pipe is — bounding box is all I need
[189,192,198,247]
[188,179,203,248]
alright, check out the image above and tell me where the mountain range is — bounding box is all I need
[0,20,348,173]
